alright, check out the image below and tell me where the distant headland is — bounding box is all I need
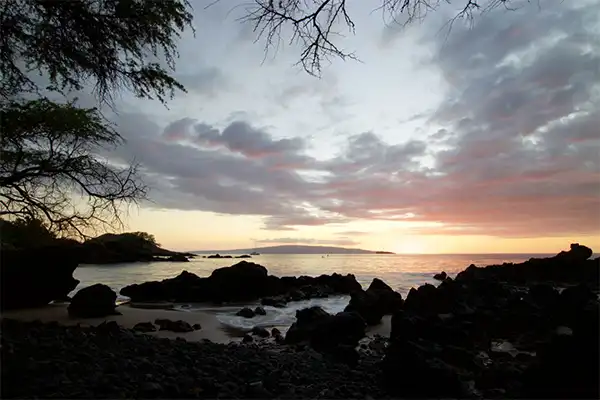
[193,245,395,255]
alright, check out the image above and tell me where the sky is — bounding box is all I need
[76,0,600,253]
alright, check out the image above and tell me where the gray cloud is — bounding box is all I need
[176,66,229,97]
[97,0,599,237]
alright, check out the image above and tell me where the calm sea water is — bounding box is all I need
[73,253,548,332]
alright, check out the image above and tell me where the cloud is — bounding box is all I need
[256,237,360,246]
[175,66,229,97]
[98,0,599,238]
[337,231,368,236]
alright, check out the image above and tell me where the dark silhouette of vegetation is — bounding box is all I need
[235,0,521,76]
[0,216,57,249]
[0,0,193,238]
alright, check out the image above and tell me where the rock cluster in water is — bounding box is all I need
[120,261,363,304]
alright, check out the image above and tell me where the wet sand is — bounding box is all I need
[1,303,234,343]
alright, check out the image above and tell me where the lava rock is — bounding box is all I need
[236,307,256,318]
[434,271,448,281]
[1,244,81,310]
[254,306,267,315]
[154,319,194,333]
[133,322,157,332]
[251,326,270,338]
[68,284,120,318]
[344,278,404,325]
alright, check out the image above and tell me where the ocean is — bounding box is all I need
[73,253,548,333]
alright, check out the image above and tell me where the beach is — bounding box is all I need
[2,244,598,399]
[1,303,392,344]
[2,303,233,343]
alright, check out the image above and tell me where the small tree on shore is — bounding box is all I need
[0,0,193,237]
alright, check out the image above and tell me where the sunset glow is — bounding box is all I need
[92,0,598,254]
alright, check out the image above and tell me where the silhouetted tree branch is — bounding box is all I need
[0,99,147,237]
[235,0,518,76]
[0,0,194,238]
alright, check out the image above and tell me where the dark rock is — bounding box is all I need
[271,327,281,337]
[139,382,164,397]
[328,344,359,366]
[207,253,233,259]
[261,296,287,308]
[403,283,443,315]
[236,307,255,318]
[286,306,366,353]
[154,319,194,333]
[251,326,270,338]
[254,306,266,315]
[192,323,202,330]
[455,243,598,287]
[166,254,189,262]
[133,322,156,332]
[242,334,253,343]
[68,284,119,318]
[528,283,559,307]
[344,278,404,325]
[95,320,122,334]
[1,245,81,310]
[121,261,363,305]
[523,322,599,399]
[434,271,448,281]
[383,340,468,398]
[235,254,252,259]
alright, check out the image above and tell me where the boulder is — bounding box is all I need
[68,284,119,318]
[209,261,272,302]
[254,306,266,315]
[1,245,81,310]
[242,334,253,343]
[285,306,366,352]
[383,340,468,398]
[261,296,287,308]
[434,271,448,281]
[251,326,270,338]
[167,254,189,262]
[154,318,194,332]
[236,307,256,318]
[133,322,156,332]
[523,321,599,399]
[344,278,404,325]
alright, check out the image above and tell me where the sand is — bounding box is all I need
[1,303,234,343]
[2,303,392,344]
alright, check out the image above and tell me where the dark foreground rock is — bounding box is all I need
[345,278,403,325]
[154,318,195,333]
[455,243,599,286]
[121,261,362,305]
[0,319,385,399]
[285,306,366,365]
[68,284,120,318]
[383,272,600,398]
[1,245,80,310]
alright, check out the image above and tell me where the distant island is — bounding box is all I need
[193,245,395,255]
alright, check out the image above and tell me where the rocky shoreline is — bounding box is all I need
[1,243,599,398]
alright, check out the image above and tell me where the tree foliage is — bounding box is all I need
[0,0,193,238]
[0,0,193,103]
[0,216,57,249]
[237,0,516,76]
